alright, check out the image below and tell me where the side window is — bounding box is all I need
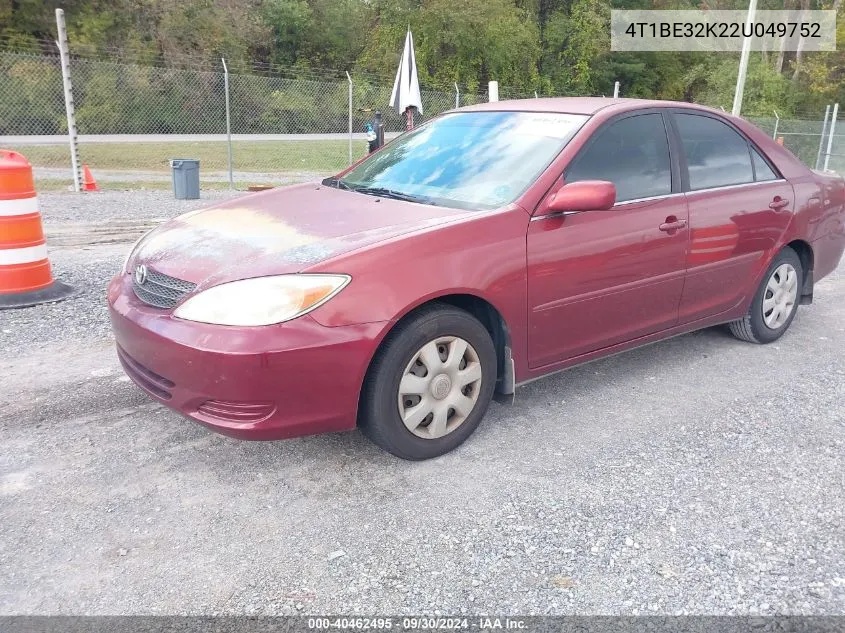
[565,113,672,203]
[751,147,778,181]
[675,113,754,190]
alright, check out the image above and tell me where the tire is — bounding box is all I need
[728,247,803,344]
[359,304,497,460]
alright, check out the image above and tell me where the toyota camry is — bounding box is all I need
[109,98,845,460]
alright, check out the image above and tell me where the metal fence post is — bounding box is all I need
[823,102,839,172]
[772,110,780,140]
[815,105,831,170]
[346,71,353,166]
[488,81,499,102]
[55,9,82,192]
[454,83,460,109]
[613,81,620,98]
[221,58,233,189]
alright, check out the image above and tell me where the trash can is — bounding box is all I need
[170,159,200,200]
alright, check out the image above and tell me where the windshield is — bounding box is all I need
[335,111,589,210]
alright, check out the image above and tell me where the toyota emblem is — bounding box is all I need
[134,264,148,285]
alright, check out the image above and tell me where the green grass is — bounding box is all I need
[8,139,369,173]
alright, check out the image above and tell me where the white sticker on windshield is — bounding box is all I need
[513,114,586,139]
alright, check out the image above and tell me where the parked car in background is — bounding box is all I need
[109,98,845,459]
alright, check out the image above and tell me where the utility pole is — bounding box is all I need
[55,9,82,192]
[732,0,758,116]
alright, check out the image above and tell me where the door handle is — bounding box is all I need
[659,218,687,232]
[769,197,790,210]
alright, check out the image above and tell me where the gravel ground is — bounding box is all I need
[1,191,243,356]
[0,191,844,616]
[38,189,242,225]
[34,168,330,186]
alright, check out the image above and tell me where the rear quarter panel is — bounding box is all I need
[735,118,845,286]
[792,172,845,280]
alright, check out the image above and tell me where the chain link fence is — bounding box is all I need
[1,49,842,191]
[0,50,493,190]
[747,113,845,174]
[0,54,67,132]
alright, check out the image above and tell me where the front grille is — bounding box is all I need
[132,267,196,309]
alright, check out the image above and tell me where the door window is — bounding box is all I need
[675,114,755,190]
[751,147,778,181]
[565,113,672,203]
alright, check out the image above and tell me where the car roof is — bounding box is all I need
[457,97,721,117]
[450,97,810,181]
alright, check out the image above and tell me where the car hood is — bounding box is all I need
[131,183,467,288]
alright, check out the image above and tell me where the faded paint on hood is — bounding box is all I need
[130,183,468,288]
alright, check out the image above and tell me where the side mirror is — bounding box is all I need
[545,180,616,213]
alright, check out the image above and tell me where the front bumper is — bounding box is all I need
[108,274,387,440]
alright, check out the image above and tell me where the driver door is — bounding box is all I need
[526,111,689,368]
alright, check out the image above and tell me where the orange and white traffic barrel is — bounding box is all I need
[0,150,73,308]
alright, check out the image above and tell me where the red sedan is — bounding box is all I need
[109,98,845,460]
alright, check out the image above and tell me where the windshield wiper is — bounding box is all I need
[349,186,437,206]
[321,176,351,190]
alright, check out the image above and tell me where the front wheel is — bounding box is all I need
[359,304,497,460]
[729,247,803,344]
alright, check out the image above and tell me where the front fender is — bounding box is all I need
[304,207,531,380]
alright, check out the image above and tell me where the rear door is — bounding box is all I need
[526,111,689,368]
[670,112,794,323]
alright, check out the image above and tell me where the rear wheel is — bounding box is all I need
[729,247,802,344]
[360,304,496,460]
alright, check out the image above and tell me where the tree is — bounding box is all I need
[261,0,312,66]
[2,0,843,119]
[357,0,542,93]
[542,0,610,95]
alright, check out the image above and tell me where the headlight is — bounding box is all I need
[172,274,351,326]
